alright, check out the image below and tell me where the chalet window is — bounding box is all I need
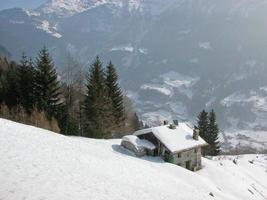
[194,148,198,153]
[178,153,181,158]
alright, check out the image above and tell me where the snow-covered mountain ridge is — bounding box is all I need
[0,118,267,200]
[38,0,123,17]
[36,0,175,17]
[17,0,176,39]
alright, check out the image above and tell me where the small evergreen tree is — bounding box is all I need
[105,61,124,126]
[207,110,220,156]
[197,110,209,155]
[34,47,61,118]
[164,153,174,163]
[197,110,209,140]
[84,56,107,138]
[17,52,35,113]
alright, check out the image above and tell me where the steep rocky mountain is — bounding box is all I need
[1,0,267,152]
[0,8,56,59]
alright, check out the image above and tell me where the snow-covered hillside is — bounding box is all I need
[0,118,266,200]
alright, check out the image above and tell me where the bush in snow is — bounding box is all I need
[164,154,174,163]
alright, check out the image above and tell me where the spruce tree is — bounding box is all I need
[84,56,108,138]
[197,110,209,155]
[197,110,209,140]
[17,52,35,113]
[0,57,6,104]
[34,47,61,118]
[207,110,220,156]
[105,61,124,125]
[4,61,20,108]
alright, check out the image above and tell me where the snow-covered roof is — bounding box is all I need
[134,123,207,153]
[122,135,156,150]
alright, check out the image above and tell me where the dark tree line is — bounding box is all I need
[0,47,62,132]
[84,57,125,138]
[197,109,220,156]
[0,48,142,137]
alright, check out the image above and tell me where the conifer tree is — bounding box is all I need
[34,47,61,118]
[197,110,209,155]
[0,58,17,105]
[4,61,20,108]
[17,52,35,113]
[207,110,220,156]
[197,110,209,140]
[84,56,107,138]
[0,58,6,104]
[105,61,124,125]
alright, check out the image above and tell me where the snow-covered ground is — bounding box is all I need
[0,118,267,200]
[140,71,198,99]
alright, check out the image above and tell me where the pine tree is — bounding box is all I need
[84,56,108,138]
[0,57,7,104]
[197,110,209,155]
[105,61,124,125]
[34,47,61,118]
[17,52,35,113]
[207,110,220,156]
[3,61,20,108]
[0,58,20,107]
[197,110,209,140]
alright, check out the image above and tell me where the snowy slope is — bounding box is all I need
[0,118,267,200]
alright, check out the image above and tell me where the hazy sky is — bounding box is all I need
[0,0,46,10]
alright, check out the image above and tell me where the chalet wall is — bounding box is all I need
[136,133,204,171]
[172,147,202,171]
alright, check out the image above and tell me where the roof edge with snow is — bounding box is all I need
[134,123,208,153]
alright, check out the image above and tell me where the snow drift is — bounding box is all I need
[0,118,266,200]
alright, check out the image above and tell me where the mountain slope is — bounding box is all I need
[1,0,267,152]
[0,118,266,200]
[37,0,176,17]
[0,8,57,59]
